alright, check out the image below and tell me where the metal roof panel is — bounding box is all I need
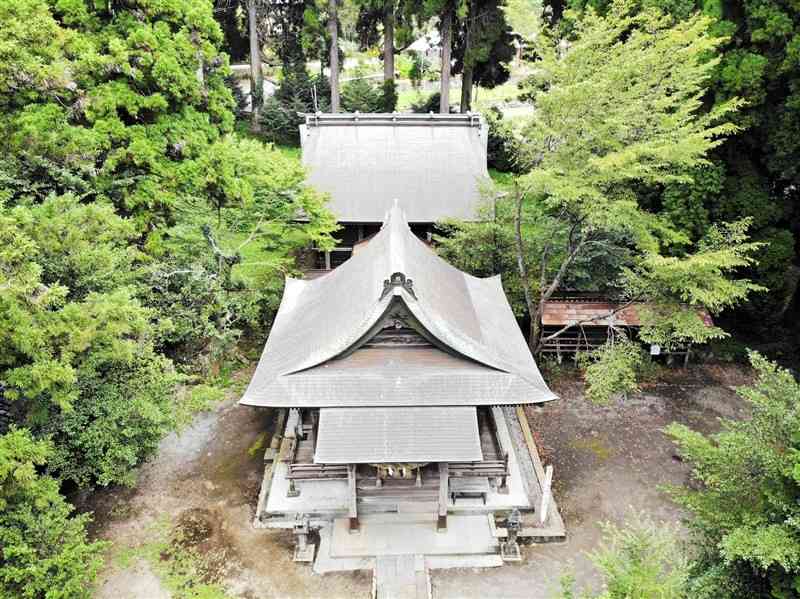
[300,113,490,223]
[314,406,482,464]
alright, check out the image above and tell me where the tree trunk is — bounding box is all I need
[247,0,262,133]
[383,1,395,84]
[460,65,474,112]
[513,184,539,353]
[460,0,474,112]
[439,5,453,114]
[219,1,249,63]
[328,0,340,113]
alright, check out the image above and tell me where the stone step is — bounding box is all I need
[373,554,430,599]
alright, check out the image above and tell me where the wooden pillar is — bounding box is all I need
[500,451,510,494]
[437,463,449,532]
[348,464,359,532]
[539,464,553,526]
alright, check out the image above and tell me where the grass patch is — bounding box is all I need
[175,384,226,429]
[247,432,269,458]
[111,518,234,599]
[473,81,522,110]
[571,436,613,461]
[272,143,301,161]
[489,168,516,188]
[397,88,426,111]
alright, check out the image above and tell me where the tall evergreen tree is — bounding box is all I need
[452,0,515,111]
[328,0,341,111]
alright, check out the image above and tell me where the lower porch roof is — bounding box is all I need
[314,406,483,464]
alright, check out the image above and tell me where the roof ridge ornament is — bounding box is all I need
[381,272,417,301]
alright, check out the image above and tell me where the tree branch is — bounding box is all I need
[541,234,585,304]
[539,298,639,344]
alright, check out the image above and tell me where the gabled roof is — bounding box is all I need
[299,113,490,223]
[239,204,556,408]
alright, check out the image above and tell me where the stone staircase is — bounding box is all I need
[373,554,430,599]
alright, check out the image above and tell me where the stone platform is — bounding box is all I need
[331,513,499,558]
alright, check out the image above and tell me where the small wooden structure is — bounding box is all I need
[539,295,714,362]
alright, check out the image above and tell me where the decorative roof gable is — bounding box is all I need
[239,204,556,408]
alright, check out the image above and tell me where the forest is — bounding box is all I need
[0,0,799,597]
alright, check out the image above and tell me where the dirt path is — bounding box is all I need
[87,374,371,599]
[86,364,749,599]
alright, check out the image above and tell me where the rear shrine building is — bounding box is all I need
[241,114,564,583]
[299,113,490,273]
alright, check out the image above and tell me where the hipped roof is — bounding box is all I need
[239,204,557,408]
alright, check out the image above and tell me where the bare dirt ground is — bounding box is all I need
[85,364,750,599]
[85,369,371,599]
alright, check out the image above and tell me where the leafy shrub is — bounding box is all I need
[260,94,309,146]
[667,352,800,598]
[410,92,443,113]
[485,107,522,173]
[561,514,690,598]
[579,339,645,404]
[0,428,106,598]
[405,51,432,89]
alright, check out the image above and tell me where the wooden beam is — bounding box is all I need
[347,464,359,532]
[516,405,546,482]
[437,463,449,532]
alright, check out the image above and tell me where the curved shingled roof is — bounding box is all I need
[239,204,557,408]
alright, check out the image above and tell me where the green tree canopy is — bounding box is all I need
[0,0,337,486]
[437,0,762,402]
[541,0,800,328]
[667,353,800,598]
[0,0,235,230]
[0,428,106,598]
